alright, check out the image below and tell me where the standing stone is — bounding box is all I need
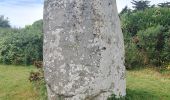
[43,0,126,100]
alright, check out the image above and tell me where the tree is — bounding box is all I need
[120,6,132,15]
[158,2,170,8]
[0,15,10,28]
[131,0,151,11]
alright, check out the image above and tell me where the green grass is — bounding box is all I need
[0,64,40,100]
[126,68,170,100]
[0,65,170,100]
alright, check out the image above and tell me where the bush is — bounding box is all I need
[121,7,170,36]
[29,68,47,100]
[0,20,43,65]
[137,25,170,66]
[124,34,144,69]
[121,7,170,68]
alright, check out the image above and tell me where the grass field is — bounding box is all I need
[126,68,170,100]
[0,65,40,100]
[0,65,170,100]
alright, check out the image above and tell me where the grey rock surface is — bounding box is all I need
[43,0,126,100]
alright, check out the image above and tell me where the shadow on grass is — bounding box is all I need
[126,88,160,100]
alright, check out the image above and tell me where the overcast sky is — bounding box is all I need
[0,0,168,27]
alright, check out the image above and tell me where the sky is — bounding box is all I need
[0,0,168,28]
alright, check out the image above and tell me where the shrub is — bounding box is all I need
[137,25,170,66]
[121,7,170,68]
[29,68,47,100]
[0,20,43,65]
[124,38,144,69]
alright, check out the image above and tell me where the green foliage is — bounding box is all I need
[121,7,170,36]
[124,39,144,69]
[137,25,170,66]
[121,6,170,68]
[0,20,43,65]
